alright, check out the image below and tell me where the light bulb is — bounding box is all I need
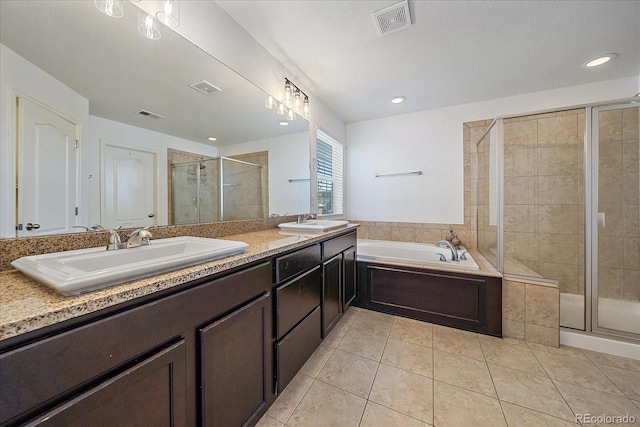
[303,97,310,118]
[287,108,296,121]
[284,82,293,106]
[276,102,286,116]
[293,91,302,110]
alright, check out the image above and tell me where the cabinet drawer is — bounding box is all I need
[322,231,356,261]
[275,307,321,394]
[276,266,321,339]
[275,244,321,284]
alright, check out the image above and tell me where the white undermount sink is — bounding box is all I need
[11,236,249,296]
[278,219,349,232]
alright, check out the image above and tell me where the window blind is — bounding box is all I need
[316,130,343,216]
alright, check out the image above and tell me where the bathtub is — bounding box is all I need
[357,239,480,270]
[355,239,501,336]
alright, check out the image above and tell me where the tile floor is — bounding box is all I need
[257,307,640,426]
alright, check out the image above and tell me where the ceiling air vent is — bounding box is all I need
[138,109,164,119]
[189,80,222,95]
[372,0,412,36]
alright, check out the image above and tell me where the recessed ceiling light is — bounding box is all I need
[279,121,289,126]
[207,137,217,141]
[582,53,617,68]
[391,96,406,104]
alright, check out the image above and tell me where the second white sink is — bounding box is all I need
[11,236,249,296]
[278,220,349,232]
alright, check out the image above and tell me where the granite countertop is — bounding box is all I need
[0,226,358,342]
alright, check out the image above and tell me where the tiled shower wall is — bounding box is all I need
[598,108,639,301]
[502,110,586,297]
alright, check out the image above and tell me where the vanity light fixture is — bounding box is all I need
[391,96,406,104]
[265,78,311,120]
[156,0,180,28]
[94,0,124,18]
[582,53,617,68]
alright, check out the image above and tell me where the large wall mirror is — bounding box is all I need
[0,1,310,238]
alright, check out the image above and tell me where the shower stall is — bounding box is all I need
[475,100,639,342]
[171,156,264,224]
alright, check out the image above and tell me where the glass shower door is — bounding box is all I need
[593,104,640,337]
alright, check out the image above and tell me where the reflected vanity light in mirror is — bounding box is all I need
[138,12,161,40]
[156,0,180,28]
[94,0,123,18]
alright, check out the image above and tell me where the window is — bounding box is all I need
[316,130,343,216]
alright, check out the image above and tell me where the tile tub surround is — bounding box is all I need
[0,225,358,342]
[503,276,560,347]
[0,215,302,272]
[257,308,640,427]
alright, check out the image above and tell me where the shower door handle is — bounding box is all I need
[597,212,605,227]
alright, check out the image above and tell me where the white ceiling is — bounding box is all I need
[217,0,640,124]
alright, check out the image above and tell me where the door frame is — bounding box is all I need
[588,102,640,340]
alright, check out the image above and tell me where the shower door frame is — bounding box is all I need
[588,102,640,341]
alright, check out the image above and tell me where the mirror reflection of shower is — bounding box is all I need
[171,156,265,224]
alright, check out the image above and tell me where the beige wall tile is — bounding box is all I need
[598,109,623,142]
[503,319,525,340]
[539,262,580,294]
[524,323,559,347]
[504,147,530,177]
[537,115,578,146]
[414,228,443,244]
[623,269,640,301]
[624,176,639,205]
[624,237,640,270]
[537,146,581,176]
[525,284,559,328]
[505,176,537,205]
[504,119,537,147]
[504,205,537,233]
[368,226,391,241]
[623,141,639,177]
[624,206,639,237]
[503,280,525,322]
[598,267,624,299]
[598,236,625,269]
[538,205,580,235]
[538,175,579,205]
[622,107,639,141]
[390,227,416,242]
[538,233,580,264]
[599,141,623,175]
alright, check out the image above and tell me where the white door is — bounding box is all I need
[101,143,157,229]
[17,97,79,237]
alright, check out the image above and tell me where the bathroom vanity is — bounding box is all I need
[0,227,357,426]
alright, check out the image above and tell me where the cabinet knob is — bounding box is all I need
[26,223,41,230]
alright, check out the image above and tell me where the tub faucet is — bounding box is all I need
[436,240,459,261]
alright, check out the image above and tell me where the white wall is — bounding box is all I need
[219,132,311,216]
[88,117,218,227]
[0,44,89,237]
[346,76,640,224]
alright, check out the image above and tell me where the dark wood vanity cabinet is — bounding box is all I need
[200,293,271,427]
[24,339,188,426]
[0,262,272,427]
[321,232,357,337]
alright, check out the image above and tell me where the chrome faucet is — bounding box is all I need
[296,213,316,223]
[436,240,459,262]
[106,229,125,251]
[125,227,153,248]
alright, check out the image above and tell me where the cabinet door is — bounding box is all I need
[343,247,357,310]
[322,254,342,337]
[28,340,187,426]
[200,293,271,427]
